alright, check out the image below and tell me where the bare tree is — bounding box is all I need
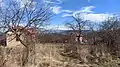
[0,0,52,66]
[65,13,88,43]
[98,16,120,55]
[86,22,98,45]
[100,16,120,31]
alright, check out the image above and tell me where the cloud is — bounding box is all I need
[55,25,71,30]
[62,13,113,22]
[51,6,95,14]
[61,6,96,17]
[71,6,95,16]
[62,6,113,22]
[44,0,56,4]
[80,6,95,13]
[51,6,62,14]
[62,13,112,22]
[45,25,71,30]
[62,14,73,17]
[81,13,112,22]
[44,0,59,4]
[61,10,73,13]
[44,0,62,4]
[51,6,73,14]
[47,0,72,14]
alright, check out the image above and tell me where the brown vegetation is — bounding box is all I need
[0,0,120,67]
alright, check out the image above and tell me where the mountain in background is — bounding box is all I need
[42,29,90,35]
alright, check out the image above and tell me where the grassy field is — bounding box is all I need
[0,43,120,67]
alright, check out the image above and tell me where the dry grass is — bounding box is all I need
[0,43,120,67]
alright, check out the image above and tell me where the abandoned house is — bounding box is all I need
[0,26,37,47]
